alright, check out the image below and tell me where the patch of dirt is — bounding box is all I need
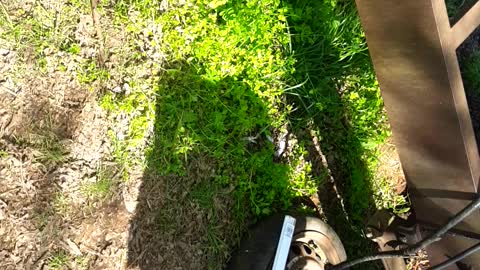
[0,1,134,269]
[0,68,130,269]
[0,0,197,268]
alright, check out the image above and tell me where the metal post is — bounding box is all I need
[355,0,480,267]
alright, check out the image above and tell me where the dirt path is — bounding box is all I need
[0,45,131,270]
[0,1,211,269]
[0,1,134,269]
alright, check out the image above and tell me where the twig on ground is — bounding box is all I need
[0,2,12,26]
[90,0,106,67]
[0,85,18,97]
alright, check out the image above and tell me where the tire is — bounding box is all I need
[226,215,284,270]
[226,215,347,270]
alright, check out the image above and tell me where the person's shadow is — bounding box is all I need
[126,1,382,269]
[126,63,295,269]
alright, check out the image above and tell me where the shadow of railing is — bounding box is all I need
[284,0,383,267]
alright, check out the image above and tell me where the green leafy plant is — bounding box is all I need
[105,0,406,268]
[0,2,82,71]
[464,50,480,93]
[446,0,465,18]
[47,250,69,270]
[77,60,110,84]
[0,150,8,158]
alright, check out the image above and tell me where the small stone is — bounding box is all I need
[0,49,10,56]
[65,239,82,256]
[123,83,130,94]
[111,86,123,93]
[124,198,137,213]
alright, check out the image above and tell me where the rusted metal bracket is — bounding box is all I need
[366,210,410,270]
[355,0,480,268]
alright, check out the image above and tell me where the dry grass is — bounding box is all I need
[376,142,406,193]
[0,0,220,268]
[0,1,131,268]
[373,140,409,214]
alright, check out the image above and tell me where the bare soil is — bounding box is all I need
[0,1,131,269]
[0,55,130,269]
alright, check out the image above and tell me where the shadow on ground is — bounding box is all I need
[284,0,382,266]
[126,62,292,269]
[127,1,382,269]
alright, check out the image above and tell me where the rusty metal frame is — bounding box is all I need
[355,0,480,267]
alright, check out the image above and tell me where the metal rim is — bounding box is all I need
[286,230,344,270]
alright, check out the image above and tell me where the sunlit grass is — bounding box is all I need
[0,0,410,268]
[104,0,406,268]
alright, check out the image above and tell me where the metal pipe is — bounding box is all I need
[329,196,480,270]
[428,242,480,270]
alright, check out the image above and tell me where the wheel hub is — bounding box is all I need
[286,240,326,270]
[286,255,325,270]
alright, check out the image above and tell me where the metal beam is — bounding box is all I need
[452,0,480,49]
[354,0,480,267]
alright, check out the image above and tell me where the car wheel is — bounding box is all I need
[226,215,346,270]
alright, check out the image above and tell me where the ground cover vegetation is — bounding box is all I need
[0,0,410,269]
